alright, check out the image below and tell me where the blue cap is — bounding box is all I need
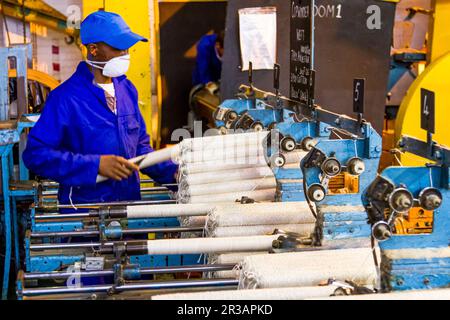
[81,11,148,50]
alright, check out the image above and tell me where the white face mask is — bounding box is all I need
[86,54,130,78]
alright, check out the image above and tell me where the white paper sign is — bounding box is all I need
[239,7,277,71]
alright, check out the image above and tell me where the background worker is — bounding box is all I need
[192,30,225,87]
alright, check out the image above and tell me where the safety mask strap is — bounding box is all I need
[85,59,107,70]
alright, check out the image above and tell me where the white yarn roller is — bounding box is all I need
[317,288,450,300]
[208,224,315,238]
[146,235,279,255]
[185,167,274,185]
[181,158,268,175]
[182,131,269,152]
[181,145,264,164]
[126,203,214,219]
[96,146,180,183]
[152,286,338,301]
[208,252,263,265]
[239,247,379,289]
[207,202,314,228]
[187,189,276,204]
[187,178,277,197]
[210,270,240,279]
[180,151,303,176]
[179,216,207,227]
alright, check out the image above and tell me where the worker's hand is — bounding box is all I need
[99,155,140,181]
[205,82,219,95]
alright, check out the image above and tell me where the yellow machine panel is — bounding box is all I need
[393,208,434,235]
[328,173,359,195]
[83,0,153,144]
[395,0,450,166]
[395,52,450,166]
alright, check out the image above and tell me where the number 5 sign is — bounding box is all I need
[353,78,365,114]
[421,88,435,134]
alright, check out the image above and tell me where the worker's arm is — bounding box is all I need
[23,92,101,187]
[194,40,213,85]
[136,111,178,185]
[129,84,178,185]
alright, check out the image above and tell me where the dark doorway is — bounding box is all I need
[159,1,227,145]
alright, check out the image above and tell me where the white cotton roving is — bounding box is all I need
[146,235,279,255]
[239,247,379,289]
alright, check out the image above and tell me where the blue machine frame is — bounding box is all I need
[363,135,450,292]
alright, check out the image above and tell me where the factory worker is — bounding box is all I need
[23,11,178,206]
[192,30,224,86]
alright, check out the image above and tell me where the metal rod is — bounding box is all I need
[56,199,176,209]
[21,279,238,297]
[31,242,107,251]
[140,187,169,193]
[35,213,94,220]
[31,227,204,238]
[31,231,100,238]
[24,264,235,280]
[122,227,203,235]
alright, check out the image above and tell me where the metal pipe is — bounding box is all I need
[43,188,170,196]
[24,264,235,280]
[35,213,94,220]
[31,227,204,238]
[31,242,106,251]
[140,187,170,193]
[122,227,203,235]
[21,279,239,297]
[56,199,176,209]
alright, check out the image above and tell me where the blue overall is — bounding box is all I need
[192,34,222,86]
[23,62,178,206]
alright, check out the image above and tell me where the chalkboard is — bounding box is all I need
[290,0,313,105]
[221,0,396,134]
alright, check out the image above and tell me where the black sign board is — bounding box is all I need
[353,78,365,114]
[290,0,313,106]
[274,64,281,90]
[421,88,435,134]
[248,61,253,85]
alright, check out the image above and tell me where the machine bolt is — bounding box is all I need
[281,137,297,152]
[308,184,326,203]
[322,158,341,177]
[347,158,366,176]
[419,188,443,211]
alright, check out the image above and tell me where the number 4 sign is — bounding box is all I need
[421,89,435,134]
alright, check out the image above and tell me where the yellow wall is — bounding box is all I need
[83,0,153,145]
[429,0,450,63]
